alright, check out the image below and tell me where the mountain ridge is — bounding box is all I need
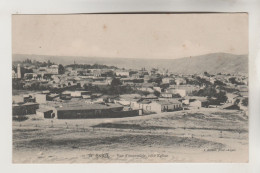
[12,52,248,75]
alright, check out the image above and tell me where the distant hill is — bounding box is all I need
[12,53,248,75]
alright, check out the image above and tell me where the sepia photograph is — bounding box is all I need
[12,13,248,163]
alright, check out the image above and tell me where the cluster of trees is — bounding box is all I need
[66,63,118,70]
[58,64,65,74]
[12,66,33,78]
[186,77,211,87]
[148,76,162,85]
[12,79,24,90]
[12,79,53,91]
[192,86,228,104]
[83,78,134,95]
[242,98,248,106]
[23,82,52,90]
[229,77,245,85]
[18,59,55,68]
[213,80,226,87]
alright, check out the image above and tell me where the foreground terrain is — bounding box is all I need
[12,108,248,163]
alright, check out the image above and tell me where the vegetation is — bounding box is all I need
[12,79,24,90]
[229,77,244,85]
[148,76,162,85]
[66,63,118,70]
[12,66,33,78]
[83,78,134,95]
[58,64,65,74]
[193,86,228,104]
[242,98,248,106]
[13,58,55,68]
[214,80,226,87]
[154,90,161,97]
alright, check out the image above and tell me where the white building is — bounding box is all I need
[115,71,130,77]
[35,94,47,104]
[162,78,175,84]
[46,65,59,74]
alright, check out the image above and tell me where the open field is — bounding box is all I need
[12,108,248,163]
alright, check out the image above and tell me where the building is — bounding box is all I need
[55,103,140,119]
[161,92,174,98]
[12,70,17,78]
[165,88,186,97]
[239,91,248,98]
[153,87,161,93]
[147,100,182,113]
[23,95,35,103]
[183,96,209,108]
[162,78,175,84]
[36,108,54,118]
[167,85,199,96]
[115,71,130,77]
[131,100,152,112]
[12,103,39,115]
[189,100,204,108]
[12,95,24,103]
[93,69,102,77]
[130,99,182,114]
[47,93,60,101]
[175,78,186,85]
[139,87,154,93]
[46,65,59,74]
[35,94,47,104]
[71,91,90,97]
[226,93,240,104]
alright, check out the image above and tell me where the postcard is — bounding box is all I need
[12,13,248,163]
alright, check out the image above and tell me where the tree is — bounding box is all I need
[154,90,161,97]
[111,78,121,87]
[234,99,240,105]
[196,77,211,86]
[12,79,24,90]
[172,94,181,98]
[229,77,244,85]
[58,64,65,74]
[214,80,226,87]
[47,60,54,66]
[242,98,248,106]
[216,91,228,103]
[204,71,210,77]
[141,91,150,96]
[148,76,162,85]
[110,78,122,95]
[195,86,227,104]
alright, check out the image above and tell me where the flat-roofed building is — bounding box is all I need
[35,94,47,104]
[36,108,54,118]
[12,102,39,115]
[146,100,182,113]
[55,103,140,119]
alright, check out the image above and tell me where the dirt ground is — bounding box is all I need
[12,108,248,163]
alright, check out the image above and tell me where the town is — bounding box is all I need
[12,58,248,120]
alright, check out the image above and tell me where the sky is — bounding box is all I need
[12,13,248,59]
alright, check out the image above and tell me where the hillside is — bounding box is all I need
[12,53,248,74]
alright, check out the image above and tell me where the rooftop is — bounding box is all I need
[156,100,181,105]
[56,103,123,111]
[184,96,208,102]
